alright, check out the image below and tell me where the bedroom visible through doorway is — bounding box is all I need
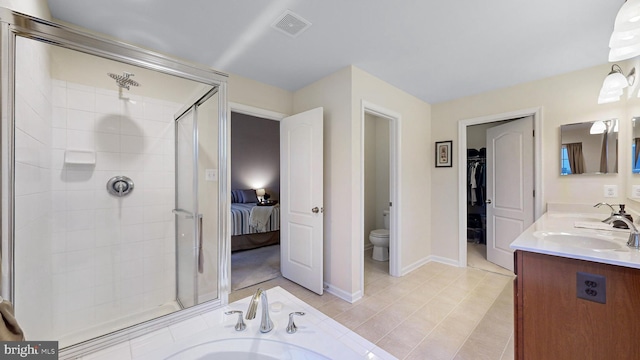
[230,111,282,291]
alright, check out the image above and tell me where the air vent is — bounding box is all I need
[271,10,311,38]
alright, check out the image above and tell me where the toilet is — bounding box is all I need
[369,210,390,261]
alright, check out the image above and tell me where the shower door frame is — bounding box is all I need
[173,87,220,309]
[0,8,231,359]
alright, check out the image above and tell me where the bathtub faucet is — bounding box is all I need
[245,288,273,333]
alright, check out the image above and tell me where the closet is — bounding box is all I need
[467,148,486,244]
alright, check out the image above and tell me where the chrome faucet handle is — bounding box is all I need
[286,312,305,334]
[259,290,273,333]
[245,289,262,320]
[594,202,615,215]
[225,310,246,331]
[245,288,273,333]
[604,215,640,248]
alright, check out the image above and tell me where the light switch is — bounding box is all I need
[205,169,217,182]
[633,185,640,199]
[604,185,618,198]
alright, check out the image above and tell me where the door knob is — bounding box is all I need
[312,207,319,213]
[486,199,492,204]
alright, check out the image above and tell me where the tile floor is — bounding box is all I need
[467,243,514,277]
[230,249,515,360]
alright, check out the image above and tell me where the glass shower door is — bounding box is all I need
[175,105,199,308]
[174,87,220,308]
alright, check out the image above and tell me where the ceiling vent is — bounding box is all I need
[271,10,311,38]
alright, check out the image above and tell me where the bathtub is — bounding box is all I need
[83,287,395,360]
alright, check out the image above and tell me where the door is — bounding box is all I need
[174,88,219,308]
[175,105,198,308]
[280,107,324,294]
[486,117,534,271]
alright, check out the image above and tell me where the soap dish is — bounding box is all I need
[64,150,96,165]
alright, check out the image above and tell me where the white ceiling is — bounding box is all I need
[46,0,622,104]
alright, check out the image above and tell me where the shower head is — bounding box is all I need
[107,72,140,90]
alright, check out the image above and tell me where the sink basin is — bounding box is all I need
[166,339,331,360]
[534,232,623,250]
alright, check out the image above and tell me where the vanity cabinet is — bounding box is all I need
[514,250,640,359]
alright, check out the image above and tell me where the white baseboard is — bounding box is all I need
[400,256,431,276]
[399,255,462,276]
[323,282,362,304]
[427,255,461,267]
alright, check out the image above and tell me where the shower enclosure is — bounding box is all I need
[0,8,229,357]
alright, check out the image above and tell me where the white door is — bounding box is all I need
[486,117,534,271]
[280,107,324,294]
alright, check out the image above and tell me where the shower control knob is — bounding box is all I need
[107,176,134,197]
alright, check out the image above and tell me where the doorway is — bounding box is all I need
[360,101,401,298]
[228,107,284,292]
[457,108,543,270]
[363,113,391,277]
[465,120,518,275]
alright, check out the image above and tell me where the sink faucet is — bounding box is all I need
[594,202,615,222]
[245,288,273,333]
[604,215,640,248]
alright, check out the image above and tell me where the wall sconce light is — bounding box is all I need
[609,0,640,61]
[256,188,266,202]
[590,120,618,134]
[598,64,636,104]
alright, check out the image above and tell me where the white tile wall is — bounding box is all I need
[14,37,54,341]
[14,42,181,345]
[47,79,180,339]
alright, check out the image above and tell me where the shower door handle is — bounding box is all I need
[197,214,204,274]
[172,208,194,219]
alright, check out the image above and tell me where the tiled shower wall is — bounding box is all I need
[14,36,54,341]
[14,36,181,341]
[48,80,179,337]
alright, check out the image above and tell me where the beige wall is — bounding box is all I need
[0,0,51,19]
[431,61,634,262]
[228,73,293,115]
[51,46,206,104]
[352,67,432,279]
[293,66,354,296]
[292,66,431,299]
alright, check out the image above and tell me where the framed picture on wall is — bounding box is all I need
[435,140,453,168]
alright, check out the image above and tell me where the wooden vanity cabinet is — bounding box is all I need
[514,250,640,359]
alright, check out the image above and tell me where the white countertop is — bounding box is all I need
[510,212,640,269]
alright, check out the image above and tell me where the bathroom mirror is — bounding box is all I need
[632,117,640,174]
[560,119,618,175]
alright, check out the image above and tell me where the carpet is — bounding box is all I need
[231,244,281,291]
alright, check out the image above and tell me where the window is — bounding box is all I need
[633,142,640,174]
[561,145,572,175]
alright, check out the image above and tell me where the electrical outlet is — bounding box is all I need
[633,185,640,199]
[576,272,606,304]
[604,185,618,198]
[205,169,217,182]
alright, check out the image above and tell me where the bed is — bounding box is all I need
[231,189,280,252]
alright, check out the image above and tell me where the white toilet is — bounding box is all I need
[369,210,390,261]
